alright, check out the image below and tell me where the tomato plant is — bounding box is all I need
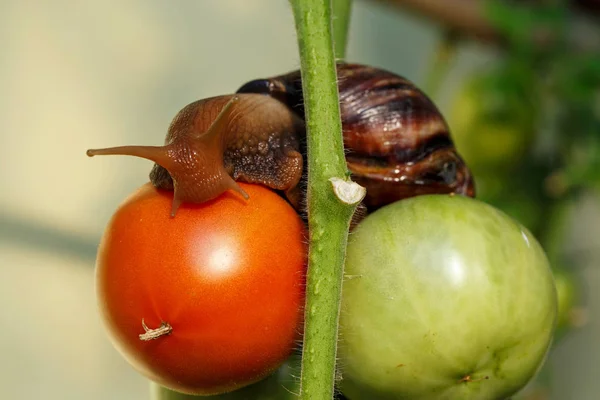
[95,182,307,395]
[448,73,536,175]
[338,195,557,400]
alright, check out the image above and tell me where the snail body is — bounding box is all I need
[87,63,474,216]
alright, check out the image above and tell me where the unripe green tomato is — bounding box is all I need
[151,352,301,399]
[339,195,557,400]
[553,268,579,339]
[449,76,536,174]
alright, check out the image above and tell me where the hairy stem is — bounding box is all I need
[332,0,353,60]
[290,0,358,399]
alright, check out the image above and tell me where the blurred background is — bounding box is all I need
[1,0,598,399]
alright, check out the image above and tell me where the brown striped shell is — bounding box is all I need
[237,63,475,210]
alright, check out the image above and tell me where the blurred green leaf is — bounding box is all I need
[484,0,567,54]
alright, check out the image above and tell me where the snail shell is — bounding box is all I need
[237,63,474,210]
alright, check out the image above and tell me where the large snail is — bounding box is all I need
[87,63,474,216]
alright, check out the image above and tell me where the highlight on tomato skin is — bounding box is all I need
[95,182,307,395]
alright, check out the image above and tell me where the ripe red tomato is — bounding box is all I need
[95,182,307,395]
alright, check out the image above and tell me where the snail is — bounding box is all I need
[87,63,474,217]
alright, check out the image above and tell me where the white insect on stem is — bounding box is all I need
[329,177,366,206]
[139,319,173,341]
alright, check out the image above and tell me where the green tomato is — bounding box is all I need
[449,75,536,174]
[151,352,301,400]
[552,268,579,339]
[339,195,557,400]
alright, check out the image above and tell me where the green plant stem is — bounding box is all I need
[290,0,358,399]
[332,0,353,60]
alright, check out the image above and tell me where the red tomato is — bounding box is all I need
[95,182,307,395]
